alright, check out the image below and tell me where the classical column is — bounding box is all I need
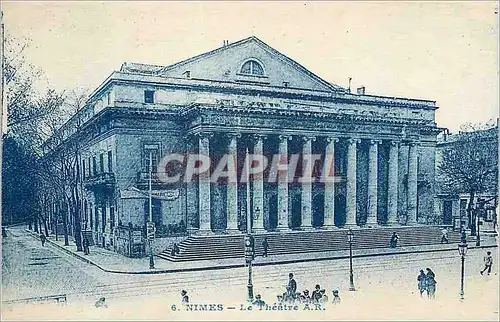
[277,135,292,231]
[226,133,240,233]
[323,137,338,228]
[345,138,360,227]
[252,134,266,232]
[366,140,381,227]
[407,141,418,225]
[300,136,315,229]
[198,132,212,233]
[387,140,400,225]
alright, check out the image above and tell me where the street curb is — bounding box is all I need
[24,229,498,275]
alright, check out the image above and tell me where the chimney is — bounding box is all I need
[348,77,352,93]
[356,86,366,95]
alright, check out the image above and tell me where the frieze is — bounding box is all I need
[213,98,432,122]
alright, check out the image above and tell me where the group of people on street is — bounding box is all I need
[276,273,341,305]
[417,268,437,299]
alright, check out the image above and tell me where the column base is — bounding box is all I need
[299,225,315,231]
[344,223,358,228]
[195,229,214,236]
[276,226,292,233]
[385,221,400,226]
[253,228,268,234]
[365,222,378,228]
[319,225,338,230]
[226,229,242,235]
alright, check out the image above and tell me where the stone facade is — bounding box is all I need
[47,36,442,255]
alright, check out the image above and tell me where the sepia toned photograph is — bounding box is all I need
[1,1,498,321]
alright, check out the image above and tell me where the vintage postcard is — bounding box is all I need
[1,1,498,321]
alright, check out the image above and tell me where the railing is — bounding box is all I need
[2,294,67,305]
[84,172,116,188]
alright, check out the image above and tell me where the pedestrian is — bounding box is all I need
[417,269,427,297]
[311,284,322,303]
[95,297,107,308]
[389,232,399,248]
[440,227,449,243]
[181,290,189,304]
[262,237,269,257]
[286,273,297,300]
[252,294,266,308]
[83,238,90,255]
[40,233,46,247]
[319,289,328,304]
[171,243,180,256]
[460,227,467,244]
[332,289,341,304]
[480,251,493,276]
[425,268,437,299]
[299,290,310,303]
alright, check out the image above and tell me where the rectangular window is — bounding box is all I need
[101,206,106,233]
[144,144,160,173]
[90,207,94,230]
[110,206,115,229]
[94,206,99,231]
[144,90,155,104]
[100,153,105,173]
[92,157,97,176]
[107,151,113,172]
[107,92,111,105]
[88,157,91,176]
[82,160,86,178]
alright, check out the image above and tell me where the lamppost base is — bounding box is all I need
[247,284,254,302]
[149,255,155,269]
[349,286,356,292]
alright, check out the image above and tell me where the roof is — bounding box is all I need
[119,36,346,92]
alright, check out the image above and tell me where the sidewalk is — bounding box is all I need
[24,228,498,275]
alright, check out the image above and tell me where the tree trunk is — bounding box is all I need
[71,186,83,252]
[33,215,39,233]
[43,217,49,237]
[63,203,69,246]
[468,191,476,236]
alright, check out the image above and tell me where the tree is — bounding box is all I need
[437,122,498,235]
[2,35,65,230]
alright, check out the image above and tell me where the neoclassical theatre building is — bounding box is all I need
[48,37,440,255]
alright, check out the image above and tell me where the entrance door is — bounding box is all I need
[443,200,453,225]
[268,194,278,231]
[312,193,325,227]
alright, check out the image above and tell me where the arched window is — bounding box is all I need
[240,60,264,76]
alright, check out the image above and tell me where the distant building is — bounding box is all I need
[44,37,442,257]
[435,121,499,231]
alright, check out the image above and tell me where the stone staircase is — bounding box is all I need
[157,226,462,262]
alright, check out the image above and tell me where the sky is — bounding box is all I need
[2,1,499,133]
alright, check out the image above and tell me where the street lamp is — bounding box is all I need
[147,148,155,269]
[458,241,468,300]
[347,228,356,291]
[245,147,254,302]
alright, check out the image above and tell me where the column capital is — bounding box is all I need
[251,133,267,141]
[195,132,214,139]
[390,140,401,147]
[407,140,419,147]
[278,134,292,141]
[347,138,361,145]
[370,139,382,145]
[302,135,317,142]
[326,137,339,143]
[226,132,242,140]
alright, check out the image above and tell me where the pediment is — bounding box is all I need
[155,37,345,92]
